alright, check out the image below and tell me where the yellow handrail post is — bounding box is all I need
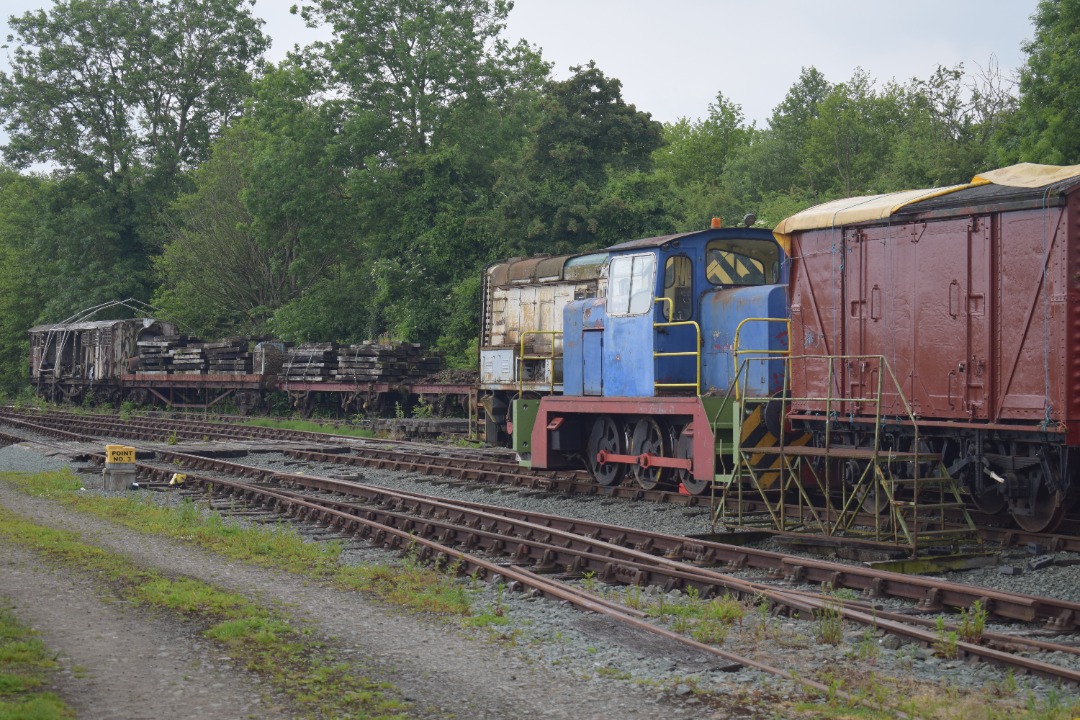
[518,330,562,397]
[652,297,701,395]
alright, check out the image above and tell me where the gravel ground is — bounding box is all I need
[4,437,1080,717]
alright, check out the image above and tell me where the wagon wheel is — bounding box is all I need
[1000,445,1067,533]
[844,459,888,515]
[1012,486,1066,533]
[970,485,1008,516]
[630,417,674,491]
[586,415,626,487]
[673,424,708,495]
[235,390,259,416]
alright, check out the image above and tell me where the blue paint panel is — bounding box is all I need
[560,228,788,401]
[582,331,603,395]
[700,285,789,397]
[603,314,656,397]
[561,298,604,396]
[654,321,699,390]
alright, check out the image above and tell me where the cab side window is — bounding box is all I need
[662,255,693,321]
[608,254,656,316]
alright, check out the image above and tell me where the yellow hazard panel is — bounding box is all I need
[740,405,809,489]
[105,445,135,464]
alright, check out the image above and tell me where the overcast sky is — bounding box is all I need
[2,0,1042,126]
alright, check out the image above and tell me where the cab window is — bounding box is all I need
[706,238,780,286]
[608,254,656,316]
[662,255,693,321]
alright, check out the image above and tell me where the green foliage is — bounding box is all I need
[297,0,547,155]
[958,600,987,643]
[933,616,960,659]
[0,0,269,175]
[0,4,1071,372]
[1009,0,1080,164]
[156,62,363,338]
[816,599,844,645]
[494,62,669,257]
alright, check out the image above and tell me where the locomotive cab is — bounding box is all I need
[561,228,788,400]
[518,223,792,494]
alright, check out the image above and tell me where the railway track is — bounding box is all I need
[7,407,1080,552]
[3,411,1080,690]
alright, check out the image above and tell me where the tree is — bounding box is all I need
[154,64,359,338]
[654,92,750,187]
[295,0,547,155]
[653,92,755,230]
[0,169,49,394]
[877,65,1001,190]
[719,66,832,216]
[494,62,666,256]
[0,0,269,177]
[1007,0,1080,163]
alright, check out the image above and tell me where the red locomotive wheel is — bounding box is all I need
[674,424,708,495]
[586,415,626,487]
[630,417,672,491]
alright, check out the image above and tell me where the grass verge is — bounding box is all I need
[1,470,471,617]
[237,417,374,438]
[0,602,73,720]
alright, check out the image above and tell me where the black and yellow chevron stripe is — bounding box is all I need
[739,402,809,489]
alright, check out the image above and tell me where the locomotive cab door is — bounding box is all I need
[582,330,603,395]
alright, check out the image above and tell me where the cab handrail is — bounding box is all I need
[653,297,701,395]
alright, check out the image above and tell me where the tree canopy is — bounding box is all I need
[0,0,1075,395]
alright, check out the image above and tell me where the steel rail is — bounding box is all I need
[5,410,1080,634]
[154,467,853,699]
[148,462,1080,687]
[1,416,1073,692]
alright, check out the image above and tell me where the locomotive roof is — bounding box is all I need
[774,162,1080,236]
[605,226,779,252]
[486,251,607,287]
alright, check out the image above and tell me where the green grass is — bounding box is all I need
[1,470,473,619]
[237,417,375,438]
[4,469,477,627]
[0,603,73,720]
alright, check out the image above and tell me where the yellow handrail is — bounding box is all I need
[732,317,791,401]
[518,330,562,397]
[653,297,701,395]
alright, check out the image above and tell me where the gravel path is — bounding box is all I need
[0,544,288,720]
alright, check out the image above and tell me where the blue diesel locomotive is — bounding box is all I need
[509,220,793,495]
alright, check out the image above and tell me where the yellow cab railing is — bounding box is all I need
[653,297,701,395]
[518,330,562,396]
[732,317,792,401]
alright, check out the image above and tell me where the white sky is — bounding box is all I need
[2,0,1042,127]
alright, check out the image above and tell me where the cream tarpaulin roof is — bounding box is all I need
[771,163,1080,245]
[972,162,1080,187]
